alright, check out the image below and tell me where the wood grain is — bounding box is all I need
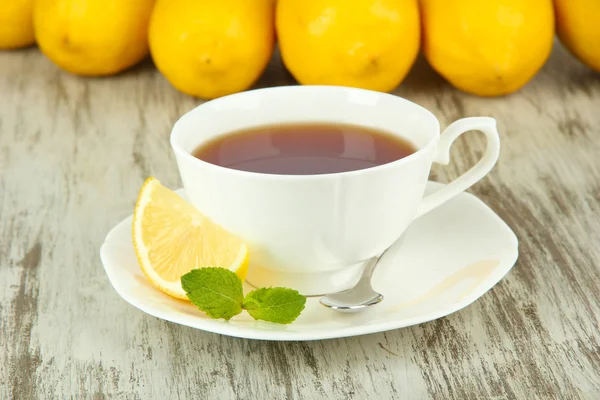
[1,43,600,399]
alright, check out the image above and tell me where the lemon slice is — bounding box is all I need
[132,177,249,300]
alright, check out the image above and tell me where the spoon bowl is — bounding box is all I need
[319,290,383,313]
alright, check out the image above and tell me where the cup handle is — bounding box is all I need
[415,117,500,218]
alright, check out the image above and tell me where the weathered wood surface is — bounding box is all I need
[1,43,600,399]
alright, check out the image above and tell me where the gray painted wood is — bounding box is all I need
[1,43,600,399]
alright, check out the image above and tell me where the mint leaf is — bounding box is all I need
[243,287,306,324]
[181,268,243,320]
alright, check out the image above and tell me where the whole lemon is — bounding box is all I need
[34,0,155,76]
[555,0,600,72]
[149,0,275,99]
[420,0,554,96]
[276,0,420,92]
[0,0,35,49]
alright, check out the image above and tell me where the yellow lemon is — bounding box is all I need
[276,0,420,92]
[0,0,35,49]
[33,0,155,76]
[420,0,555,96]
[149,0,275,99]
[555,0,600,72]
[133,178,249,300]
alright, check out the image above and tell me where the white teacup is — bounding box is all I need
[171,86,500,295]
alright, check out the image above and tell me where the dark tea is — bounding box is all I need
[192,123,416,175]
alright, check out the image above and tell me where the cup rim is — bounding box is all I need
[170,85,441,180]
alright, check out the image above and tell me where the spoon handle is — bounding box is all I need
[358,244,393,284]
[361,256,379,279]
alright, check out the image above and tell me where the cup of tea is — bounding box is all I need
[170,86,500,295]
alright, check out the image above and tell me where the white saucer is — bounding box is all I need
[100,182,518,341]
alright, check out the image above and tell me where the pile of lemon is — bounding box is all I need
[2,0,599,98]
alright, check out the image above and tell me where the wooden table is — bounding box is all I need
[2,43,599,399]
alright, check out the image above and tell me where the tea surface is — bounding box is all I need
[193,123,416,175]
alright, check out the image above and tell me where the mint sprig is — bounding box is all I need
[181,268,306,324]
